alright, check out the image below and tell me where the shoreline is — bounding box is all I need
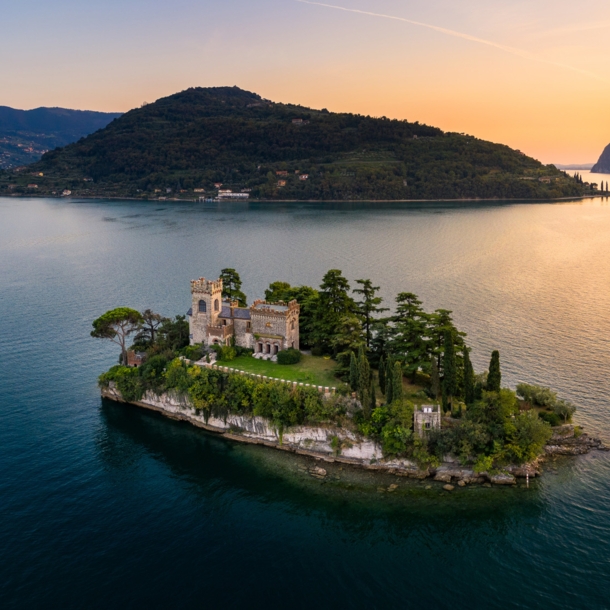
[101,386,607,487]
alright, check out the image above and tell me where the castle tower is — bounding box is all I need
[189,277,223,345]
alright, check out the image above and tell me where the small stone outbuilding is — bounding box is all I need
[414,405,441,437]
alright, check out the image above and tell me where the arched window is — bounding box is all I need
[214,299,219,312]
[290,321,295,331]
[198,300,207,313]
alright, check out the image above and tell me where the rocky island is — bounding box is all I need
[95,268,606,488]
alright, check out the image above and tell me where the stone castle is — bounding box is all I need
[188,277,300,355]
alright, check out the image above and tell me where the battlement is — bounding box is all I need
[191,277,223,294]
[250,299,299,316]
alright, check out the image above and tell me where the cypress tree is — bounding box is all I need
[385,356,394,404]
[349,351,359,392]
[370,381,377,413]
[378,355,386,395]
[358,352,371,405]
[442,330,456,413]
[487,350,501,392]
[361,383,371,419]
[463,348,475,406]
[430,357,441,400]
[392,361,403,402]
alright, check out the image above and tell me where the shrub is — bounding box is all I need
[181,344,204,361]
[218,345,236,362]
[539,411,562,426]
[277,348,302,365]
[516,383,557,407]
[311,346,323,357]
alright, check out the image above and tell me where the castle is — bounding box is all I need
[187,277,300,355]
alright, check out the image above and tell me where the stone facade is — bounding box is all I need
[188,277,300,353]
[414,405,441,437]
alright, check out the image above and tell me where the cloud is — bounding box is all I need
[296,0,606,82]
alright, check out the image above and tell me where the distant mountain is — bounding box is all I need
[554,163,594,170]
[0,106,121,169]
[591,144,610,173]
[0,87,588,200]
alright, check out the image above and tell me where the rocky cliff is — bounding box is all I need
[591,144,610,173]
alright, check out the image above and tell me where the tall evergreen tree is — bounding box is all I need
[358,351,371,400]
[487,350,501,392]
[353,279,388,348]
[349,351,359,392]
[385,356,394,404]
[442,330,456,413]
[219,268,247,306]
[378,355,386,395]
[370,381,377,414]
[392,361,403,402]
[430,357,440,401]
[463,348,475,405]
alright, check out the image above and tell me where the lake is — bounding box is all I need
[1,196,610,608]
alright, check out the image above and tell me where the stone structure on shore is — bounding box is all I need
[414,405,442,437]
[188,277,300,354]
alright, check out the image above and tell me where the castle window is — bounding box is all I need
[198,300,207,313]
[214,299,219,312]
[290,321,295,331]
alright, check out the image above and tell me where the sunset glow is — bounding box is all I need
[2,0,609,163]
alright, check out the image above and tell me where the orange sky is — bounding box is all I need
[2,0,609,164]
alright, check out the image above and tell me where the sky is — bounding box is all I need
[2,0,610,164]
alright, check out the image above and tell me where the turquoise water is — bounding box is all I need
[2,196,610,608]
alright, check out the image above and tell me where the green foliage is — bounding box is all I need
[181,344,204,361]
[487,350,501,393]
[378,355,386,395]
[442,330,456,412]
[392,361,403,402]
[277,348,302,365]
[217,345,237,362]
[473,455,494,474]
[429,357,440,401]
[25,87,588,201]
[385,356,394,404]
[91,307,143,363]
[539,411,562,426]
[503,412,552,463]
[353,279,387,348]
[98,365,144,403]
[552,399,577,423]
[157,315,190,352]
[219,268,247,306]
[516,383,557,407]
[349,351,359,391]
[463,348,475,406]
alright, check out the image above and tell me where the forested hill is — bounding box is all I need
[0,106,121,169]
[0,86,589,200]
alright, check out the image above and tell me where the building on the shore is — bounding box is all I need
[414,405,441,437]
[188,277,299,354]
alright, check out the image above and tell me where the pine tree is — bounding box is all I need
[392,361,403,402]
[353,279,388,348]
[442,330,456,413]
[463,348,475,406]
[349,351,359,392]
[487,350,501,392]
[378,355,386,395]
[430,357,440,400]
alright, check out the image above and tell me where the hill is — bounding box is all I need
[0,87,589,200]
[591,144,610,174]
[0,106,121,169]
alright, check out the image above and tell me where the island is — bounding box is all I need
[0,87,597,201]
[95,268,606,488]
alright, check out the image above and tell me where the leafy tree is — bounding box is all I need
[220,268,247,306]
[504,412,552,463]
[516,383,556,407]
[378,355,386,395]
[553,399,577,423]
[487,350,501,393]
[463,348,475,406]
[353,279,387,347]
[91,307,143,365]
[442,330,456,412]
[158,315,190,352]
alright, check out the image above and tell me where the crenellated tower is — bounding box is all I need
[189,277,223,345]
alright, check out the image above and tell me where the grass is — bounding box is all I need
[217,354,346,388]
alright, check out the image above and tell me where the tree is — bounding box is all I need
[389,292,430,381]
[487,350,501,393]
[463,348,475,406]
[220,268,247,306]
[442,330,456,413]
[91,308,143,365]
[349,351,359,391]
[392,361,403,402]
[264,281,291,302]
[553,399,577,423]
[358,349,371,403]
[370,381,377,414]
[385,356,394,404]
[378,355,386,395]
[430,357,440,401]
[134,309,165,347]
[158,315,190,352]
[313,269,355,353]
[353,279,387,348]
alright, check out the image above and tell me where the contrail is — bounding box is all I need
[296,0,605,82]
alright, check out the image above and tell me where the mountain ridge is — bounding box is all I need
[0,87,589,200]
[591,144,610,173]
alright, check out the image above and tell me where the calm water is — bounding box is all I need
[2,196,610,609]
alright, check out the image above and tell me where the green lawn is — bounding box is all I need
[216,354,345,388]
